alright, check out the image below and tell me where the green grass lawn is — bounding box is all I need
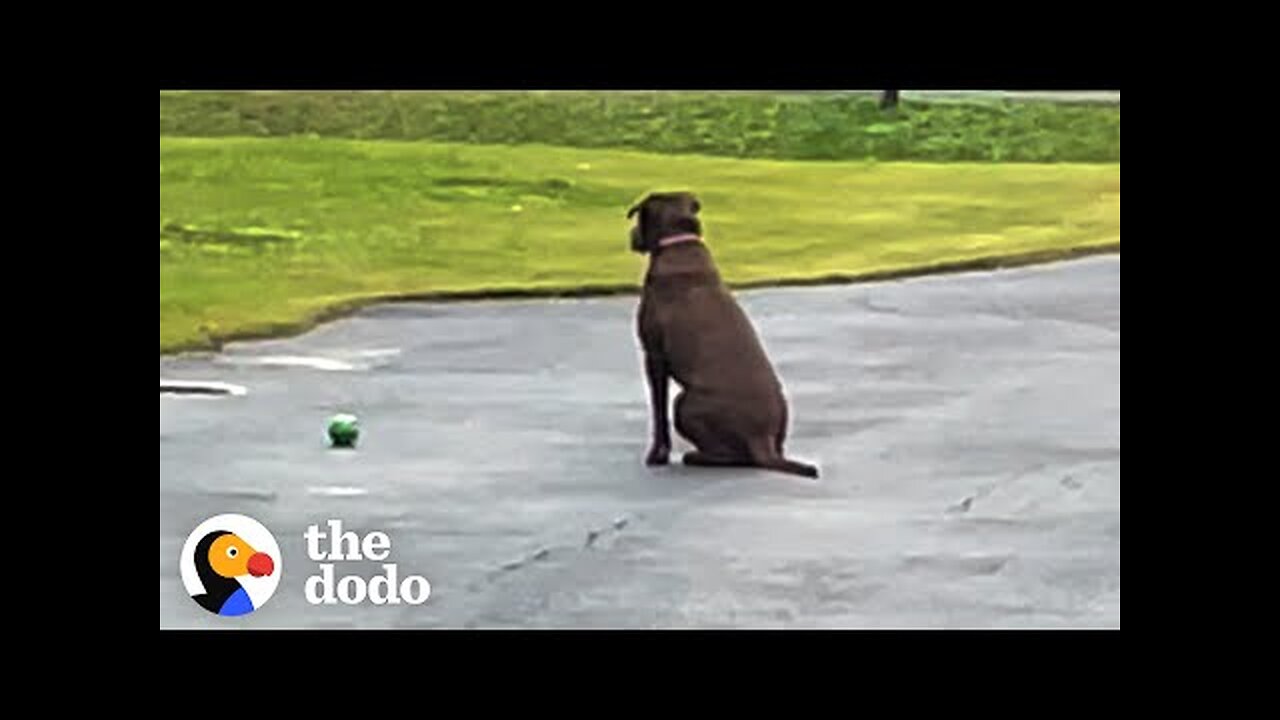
[160,136,1120,354]
[160,91,1120,163]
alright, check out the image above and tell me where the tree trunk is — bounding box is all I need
[880,90,900,110]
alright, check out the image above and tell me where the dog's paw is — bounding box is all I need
[645,445,671,466]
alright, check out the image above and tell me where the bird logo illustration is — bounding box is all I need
[191,530,275,616]
[181,514,282,617]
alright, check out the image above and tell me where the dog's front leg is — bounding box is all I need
[644,352,672,465]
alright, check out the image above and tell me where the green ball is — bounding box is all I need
[328,413,360,448]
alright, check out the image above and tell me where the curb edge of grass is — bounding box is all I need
[160,241,1120,356]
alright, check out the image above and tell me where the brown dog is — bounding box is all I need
[628,191,819,479]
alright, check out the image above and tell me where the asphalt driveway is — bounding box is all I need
[160,255,1120,628]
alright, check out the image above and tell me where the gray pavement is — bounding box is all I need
[159,255,1120,628]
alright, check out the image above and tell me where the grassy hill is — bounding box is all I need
[160,91,1120,163]
[160,136,1120,353]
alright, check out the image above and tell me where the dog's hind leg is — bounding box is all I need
[775,402,788,455]
[682,450,751,467]
[675,392,752,464]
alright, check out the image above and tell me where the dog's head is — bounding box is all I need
[627,191,702,254]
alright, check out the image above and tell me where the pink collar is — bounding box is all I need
[657,233,702,248]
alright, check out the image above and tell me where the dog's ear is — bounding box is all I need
[626,203,641,219]
[690,198,700,214]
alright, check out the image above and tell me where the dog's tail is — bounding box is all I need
[764,457,820,479]
[748,439,820,479]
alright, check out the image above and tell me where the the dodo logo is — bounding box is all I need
[180,514,281,617]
